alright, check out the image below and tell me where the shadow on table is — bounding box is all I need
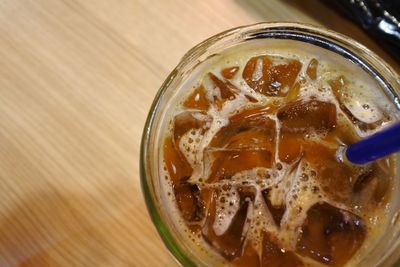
[234,0,400,72]
[0,187,137,267]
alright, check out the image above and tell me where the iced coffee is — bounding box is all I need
[160,41,399,266]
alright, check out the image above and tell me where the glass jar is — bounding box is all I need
[140,22,400,267]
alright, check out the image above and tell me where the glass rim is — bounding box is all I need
[140,22,400,267]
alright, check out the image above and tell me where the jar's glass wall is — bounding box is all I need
[141,22,400,267]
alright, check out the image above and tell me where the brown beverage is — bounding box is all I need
[160,41,399,267]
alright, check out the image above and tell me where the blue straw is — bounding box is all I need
[345,122,400,165]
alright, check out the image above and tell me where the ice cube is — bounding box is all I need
[262,190,286,226]
[324,123,359,146]
[206,149,273,183]
[226,128,275,150]
[208,72,237,109]
[229,105,277,128]
[205,105,277,182]
[173,181,204,222]
[202,191,251,260]
[277,100,337,133]
[183,85,210,111]
[353,168,375,193]
[329,77,388,132]
[164,136,193,182]
[213,186,240,236]
[168,111,210,181]
[302,143,354,202]
[212,186,256,237]
[210,105,276,149]
[353,163,391,203]
[262,232,304,267]
[344,100,384,125]
[306,58,318,80]
[243,56,302,97]
[173,111,211,145]
[285,80,302,102]
[296,202,365,266]
[221,66,240,79]
[278,132,303,164]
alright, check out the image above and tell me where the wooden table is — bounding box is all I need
[0,1,398,266]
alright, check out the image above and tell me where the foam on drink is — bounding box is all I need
[160,39,399,266]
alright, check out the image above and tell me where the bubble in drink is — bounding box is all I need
[161,43,399,266]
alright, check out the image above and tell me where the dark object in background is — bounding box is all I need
[324,0,400,62]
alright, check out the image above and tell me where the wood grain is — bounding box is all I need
[0,0,398,266]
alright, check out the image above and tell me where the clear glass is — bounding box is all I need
[140,22,400,267]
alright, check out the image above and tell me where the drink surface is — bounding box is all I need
[160,40,399,267]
